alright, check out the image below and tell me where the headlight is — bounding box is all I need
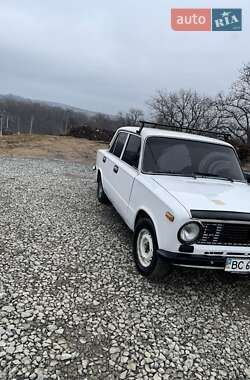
[178,222,203,245]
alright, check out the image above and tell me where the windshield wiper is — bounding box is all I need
[152,170,196,178]
[193,172,234,182]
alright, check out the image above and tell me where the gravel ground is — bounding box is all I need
[0,157,249,380]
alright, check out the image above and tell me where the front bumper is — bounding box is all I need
[157,250,232,270]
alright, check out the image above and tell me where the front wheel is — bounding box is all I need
[133,217,171,280]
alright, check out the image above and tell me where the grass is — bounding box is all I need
[0,134,107,164]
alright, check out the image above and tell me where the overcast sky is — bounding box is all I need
[0,0,249,115]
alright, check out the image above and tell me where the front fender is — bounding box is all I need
[129,176,191,251]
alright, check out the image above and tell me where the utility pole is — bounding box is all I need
[6,116,9,131]
[30,115,34,135]
[64,110,71,135]
[65,117,69,135]
[0,115,3,137]
[17,117,20,135]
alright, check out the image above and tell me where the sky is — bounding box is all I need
[0,0,249,115]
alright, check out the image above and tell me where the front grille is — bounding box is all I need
[197,222,250,246]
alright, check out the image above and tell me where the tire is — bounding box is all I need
[133,217,171,281]
[97,176,109,204]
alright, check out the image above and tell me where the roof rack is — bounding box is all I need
[137,121,230,142]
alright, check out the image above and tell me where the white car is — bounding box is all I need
[95,122,250,279]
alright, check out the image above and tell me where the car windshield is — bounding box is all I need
[143,137,245,182]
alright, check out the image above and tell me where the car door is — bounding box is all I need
[110,133,141,224]
[101,131,128,201]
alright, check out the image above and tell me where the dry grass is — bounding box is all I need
[0,134,107,164]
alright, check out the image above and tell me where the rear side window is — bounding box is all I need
[110,132,128,158]
[122,134,141,169]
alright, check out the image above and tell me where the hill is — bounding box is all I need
[0,94,121,135]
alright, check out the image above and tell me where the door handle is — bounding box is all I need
[103,156,107,163]
[113,165,119,174]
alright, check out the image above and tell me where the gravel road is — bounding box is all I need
[0,157,249,380]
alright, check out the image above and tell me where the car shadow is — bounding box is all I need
[101,203,250,317]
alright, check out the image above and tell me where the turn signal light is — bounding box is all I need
[165,212,175,222]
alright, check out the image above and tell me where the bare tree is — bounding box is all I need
[117,108,145,127]
[215,63,250,144]
[148,89,220,132]
[125,108,144,126]
[215,94,246,143]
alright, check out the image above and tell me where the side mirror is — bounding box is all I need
[244,171,250,184]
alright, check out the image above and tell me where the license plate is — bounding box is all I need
[225,258,250,273]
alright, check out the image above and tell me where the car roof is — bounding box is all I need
[117,126,232,147]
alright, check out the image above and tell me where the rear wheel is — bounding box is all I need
[97,176,109,204]
[133,217,171,280]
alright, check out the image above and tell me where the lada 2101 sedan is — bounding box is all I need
[95,122,250,279]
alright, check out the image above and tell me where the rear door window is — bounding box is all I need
[122,134,141,169]
[110,132,128,158]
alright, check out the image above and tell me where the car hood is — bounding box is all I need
[153,175,250,214]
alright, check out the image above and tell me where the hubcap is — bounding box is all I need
[137,228,154,268]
